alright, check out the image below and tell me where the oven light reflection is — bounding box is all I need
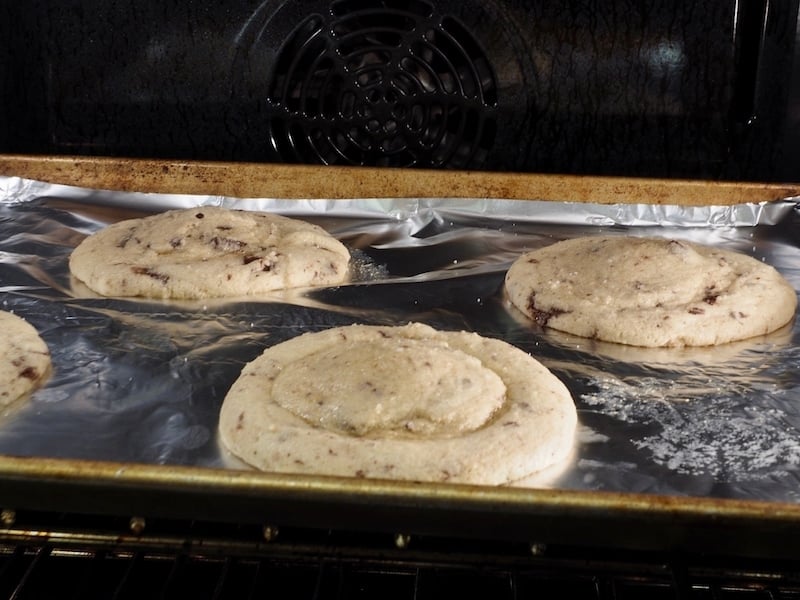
[642,40,686,75]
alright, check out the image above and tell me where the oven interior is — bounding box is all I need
[3,0,800,180]
[3,1,800,597]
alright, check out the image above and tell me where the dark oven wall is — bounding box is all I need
[2,0,800,181]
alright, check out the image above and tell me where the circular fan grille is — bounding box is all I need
[265,0,498,168]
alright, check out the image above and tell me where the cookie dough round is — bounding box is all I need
[505,236,797,347]
[219,323,577,485]
[0,311,51,408]
[69,207,350,299]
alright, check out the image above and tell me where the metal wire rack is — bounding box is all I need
[2,511,800,600]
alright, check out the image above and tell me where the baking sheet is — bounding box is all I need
[1,176,799,503]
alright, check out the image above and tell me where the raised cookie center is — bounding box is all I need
[272,338,506,438]
[138,210,279,260]
[576,239,736,308]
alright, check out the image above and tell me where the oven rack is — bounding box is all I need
[2,510,800,600]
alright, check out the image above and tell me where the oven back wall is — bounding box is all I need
[3,0,799,181]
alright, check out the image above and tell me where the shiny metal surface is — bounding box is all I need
[0,165,799,556]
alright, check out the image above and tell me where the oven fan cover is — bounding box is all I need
[232,0,535,170]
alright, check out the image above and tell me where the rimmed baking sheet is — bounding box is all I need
[3,163,800,560]
[2,172,799,506]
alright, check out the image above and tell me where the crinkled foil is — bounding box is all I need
[1,177,799,503]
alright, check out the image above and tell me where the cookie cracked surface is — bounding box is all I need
[505,236,797,347]
[218,323,577,485]
[69,207,350,299]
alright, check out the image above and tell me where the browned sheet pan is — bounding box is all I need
[3,154,800,204]
[1,155,800,558]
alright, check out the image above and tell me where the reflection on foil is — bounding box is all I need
[581,373,800,480]
[0,179,799,502]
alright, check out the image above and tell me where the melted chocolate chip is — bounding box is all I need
[131,266,170,284]
[527,292,568,326]
[242,254,274,272]
[688,307,705,315]
[668,240,688,251]
[116,230,135,248]
[19,367,39,380]
[703,286,719,305]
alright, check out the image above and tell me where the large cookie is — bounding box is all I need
[69,207,350,299]
[505,236,797,347]
[218,323,577,485]
[0,311,51,408]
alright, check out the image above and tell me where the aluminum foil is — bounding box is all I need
[1,177,799,503]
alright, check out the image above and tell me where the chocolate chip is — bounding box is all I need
[19,367,38,380]
[668,240,688,251]
[703,286,719,305]
[527,292,568,326]
[116,229,135,248]
[131,266,170,284]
